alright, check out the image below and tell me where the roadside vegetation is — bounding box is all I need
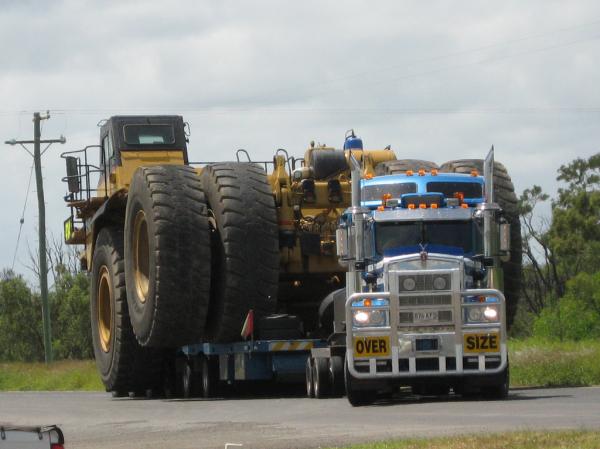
[0,360,101,391]
[327,430,600,449]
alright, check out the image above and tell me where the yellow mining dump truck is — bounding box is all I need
[62,116,521,397]
[62,117,396,394]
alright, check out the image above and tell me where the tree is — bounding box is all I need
[0,270,45,362]
[518,153,600,318]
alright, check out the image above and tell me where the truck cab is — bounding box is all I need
[336,150,510,405]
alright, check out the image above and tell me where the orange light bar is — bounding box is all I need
[419,203,427,209]
[431,169,438,176]
[406,170,414,176]
[408,203,416,209]
[470,169,479,177]
[377,205,385,211]
[418,169,425,176]
[431,203,438,209]
[364,298,372,307]
[365,173,373,179]
[461,203,469,208]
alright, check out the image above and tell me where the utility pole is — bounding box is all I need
[5,111,66,364]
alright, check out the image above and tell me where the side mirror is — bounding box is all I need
[499,222,511,262]
[65,156,80,193]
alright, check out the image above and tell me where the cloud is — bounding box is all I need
[1,0,599,278]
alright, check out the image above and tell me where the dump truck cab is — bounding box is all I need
[97,115,188,195]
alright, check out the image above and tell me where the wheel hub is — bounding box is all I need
[98,266,113,353]
[133,210,150,303]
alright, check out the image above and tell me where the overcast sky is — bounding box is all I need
[1,0,599,283]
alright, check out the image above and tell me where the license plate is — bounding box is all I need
[414,311,438,323]
[353,336,390,358]
[463,332,500,353]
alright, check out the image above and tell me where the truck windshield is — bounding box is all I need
[362,182,417,201]
[426,181,483,198]
[123,124,175,145]
[375,220,482,256]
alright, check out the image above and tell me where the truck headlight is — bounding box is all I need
[465,305,499,323]
[352,309,389,327]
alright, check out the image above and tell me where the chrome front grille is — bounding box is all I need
[399,295,452,306]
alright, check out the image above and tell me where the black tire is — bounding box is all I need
[483,364,510,400]
[124,165,211,347]
[344,359,374,407]
[375,159,439,176]
[201,163,279,342]
[182,359,201,399]
[306,357,315,398]
[201,355,220,398]
[329,355,345,397]
[313,357,331,398]
[439,159,522,328]
[91,227,163,393]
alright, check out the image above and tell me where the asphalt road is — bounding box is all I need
[1,387,599,449]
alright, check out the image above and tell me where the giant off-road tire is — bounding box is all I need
[201,163,279,342]
[375,159,439,176]
[91,227,163,392]
[439,159,523,327]
[124,165,211,347]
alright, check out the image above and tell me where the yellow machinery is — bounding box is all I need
[62,116,397,394]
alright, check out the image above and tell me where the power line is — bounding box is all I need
[11,163,35,271]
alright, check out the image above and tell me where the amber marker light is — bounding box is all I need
[471,169,479,177]
[406,170,414,176]
[418,169,425,176]
[408,203,416,209]
[431,203,438,209]
[461,203,469,208]
[365,173,373,179]
[364,298,372,307]
[431,169,438,176]
[419,203,427,209]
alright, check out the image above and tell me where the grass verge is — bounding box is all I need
[0,360,103,391]
[325,430,600,449]
[509,338,600,388]
[0,339,599,391]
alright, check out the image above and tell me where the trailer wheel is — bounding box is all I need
[329,355,345,397]
[182,359,201,399]
[201,355,220,398]
[124,165,211,347]
[313,357,331,398]
[305,357,315,398]
[201,163,279,342]
[375,159,439,176]
[344,359,374,407]
[91,227,163,393]
[439,159,522,327]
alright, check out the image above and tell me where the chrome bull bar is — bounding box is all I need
[345,289,507,380]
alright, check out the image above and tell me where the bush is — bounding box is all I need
[533,272,600,341]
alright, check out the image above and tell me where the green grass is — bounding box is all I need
[0,338,599,391]
[509,338,600,388]
[0,360,103,391]
[325,430,600,449]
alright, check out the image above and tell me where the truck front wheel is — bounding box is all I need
[344,359,375,407]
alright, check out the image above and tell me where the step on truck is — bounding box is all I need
[61,117,520,401]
